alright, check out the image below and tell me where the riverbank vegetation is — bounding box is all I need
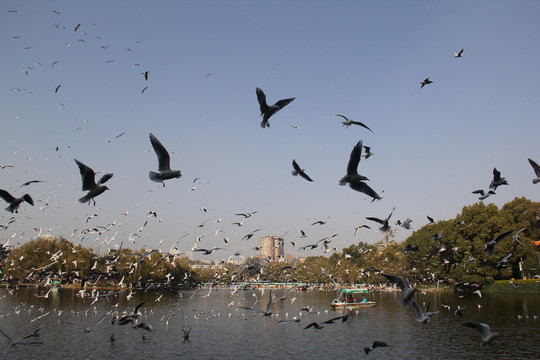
[1,197,538,290]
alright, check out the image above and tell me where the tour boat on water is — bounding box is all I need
[331,287,376,309]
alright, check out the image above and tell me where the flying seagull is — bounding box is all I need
[472,189,496,200]
[67,314,107,332]
[489,168,508,191]
[0,190,34,213]
[420,77,433,88]
[334,114,373,133]
[291,159,313,182]
[363,146,374,159]
[142,71,149,80]
[0,328,43,346]
[239,290,278,316]
[256,87,295,128]
[14,180,46,191]
[462,322,499,348]
[366,208,395,232]
[528,158,540,184]
[496,252,512,268]
[484,229,513,257]
[74,159,113,205]
[381,273,417,307]
[364,341,389,355]
[339,141,381,201]
[410,299,439,324]
[149,133,182,186]
[453,48,464,58]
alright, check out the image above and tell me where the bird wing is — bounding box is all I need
[97,173,113,185]
[134,301,145,315]
[472,190,485,195]
[299,170,313,182]
[492,168,502,182]
[493,229,514,245]
[347,141,363,176]
[334,114,349,122]
[463,322,490,338]
[350,120,374,133]
[0,190,16,203]
[292,159,302,172]
[74,159,97,190]
[0,329,15,344]
[409,298,423,320]
[528,158,540,177]
[149,133,172,172]
[366,216,384,225]
[256,88,268,114]
[372,341,389,349]
[274,97,295,109]
[88,315,107,330]
[381,273,409,291]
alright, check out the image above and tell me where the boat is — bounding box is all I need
[51,280,61,291]
[331,287,376,309]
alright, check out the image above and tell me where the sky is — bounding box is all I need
[1,1,539,261]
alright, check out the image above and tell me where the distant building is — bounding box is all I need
[258,235,284,262]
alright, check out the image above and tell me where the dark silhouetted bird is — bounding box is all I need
[256,87,295,128]
[74,159,113,205]
[291,159,313,182]
[0,190,34,213]
[364,341,389,355]
[149,133,182,186]
[420,77,433,88]
[334,114,373,133]
[528,158,540,184]
[489,168,508,191]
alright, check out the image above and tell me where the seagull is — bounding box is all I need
[484,229,513,256]
[182,327,191,342]
[381,273,417,307]
[427,216,435,224]
[420,77,433,88]
[462,322,499,348]
[364,341,389,355]
[528,158,540,184]
[363,146,374,159]
[410,299,439,324]
[256,87,295,128]
[14,180,46,191]
[339,141,381,201]
[0,328,43,346]
[239,290,277,316]
[148,133,182,186]
[512,227,526,248]
[142,71,149,80]
[193,247,223,255]
[472,189,496,200]
[453,48,464,58]
[454,306,467,318]
[67,314,107,332]
[397,218,413,230]
[0,189,34,213]
[74,24,81,32]
[291,159,313,182]
[334,114,373,133]
[489,168,508,191]
[354,224,371,235]
[496,252,512,268]
[55,85,61,93]
[74,159,113,205]
[366,208,395,232]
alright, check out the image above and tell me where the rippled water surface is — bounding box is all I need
[0,287,539,359]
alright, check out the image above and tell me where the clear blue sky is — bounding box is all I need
[1,1,539,261]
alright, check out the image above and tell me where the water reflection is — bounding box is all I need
[0,287,539,359]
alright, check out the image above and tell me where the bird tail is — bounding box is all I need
[260,120,269,128]
[534,179,540,184]
[149,171,161,182]
[79,194,91,203]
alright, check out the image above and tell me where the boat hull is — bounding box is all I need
[331,301,376,309]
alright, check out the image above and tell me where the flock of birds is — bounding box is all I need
[1,8,539,358]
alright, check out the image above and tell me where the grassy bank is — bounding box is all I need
[484,279,540,293]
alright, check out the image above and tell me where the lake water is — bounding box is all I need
[0,287,539,359]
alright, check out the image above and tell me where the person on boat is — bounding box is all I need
[362,298,367,303]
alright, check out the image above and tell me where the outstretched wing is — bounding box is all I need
[74,159,97,190]
[256,87,268,114]
[528,158,540,177]
[346,141,363,176]
[0,190,15,204]
[149,133,172,172]
[274,97,295,109]
[97,173,113,185]
[350,120,373,133]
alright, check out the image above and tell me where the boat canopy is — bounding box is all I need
[339,288,368,294]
